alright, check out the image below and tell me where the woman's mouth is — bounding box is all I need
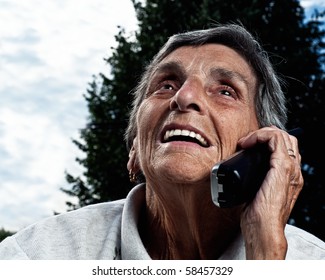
[162,129,209,147]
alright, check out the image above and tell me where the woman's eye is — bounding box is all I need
[220,89,231,96]
[161,83,174,90]
[154,81,178,94]
[218,85,236,98]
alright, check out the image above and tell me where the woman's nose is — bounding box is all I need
[169,79,204,113]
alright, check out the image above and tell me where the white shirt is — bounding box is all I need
[0,184,324,259]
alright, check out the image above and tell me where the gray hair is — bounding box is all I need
[125,23,287,151]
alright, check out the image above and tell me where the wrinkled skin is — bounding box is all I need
[127,44,304,259]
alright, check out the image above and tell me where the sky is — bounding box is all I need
[0,0,324,232]
[0,0,138,231]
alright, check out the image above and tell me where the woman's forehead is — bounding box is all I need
[154,44,257,86]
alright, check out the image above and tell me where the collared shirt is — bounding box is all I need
[0,184,324,259]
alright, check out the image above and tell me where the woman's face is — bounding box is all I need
[132,44,259,185]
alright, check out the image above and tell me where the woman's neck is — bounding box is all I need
[139,182,242,259]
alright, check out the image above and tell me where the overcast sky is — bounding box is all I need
[0,0,138,231]
[0,0,324,232]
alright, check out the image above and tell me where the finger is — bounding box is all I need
[287,148,296,159]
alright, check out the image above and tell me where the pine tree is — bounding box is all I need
[0,228,15,242]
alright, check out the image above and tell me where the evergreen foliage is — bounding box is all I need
[0,228,15,243]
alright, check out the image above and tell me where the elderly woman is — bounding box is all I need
[0,24,324,260]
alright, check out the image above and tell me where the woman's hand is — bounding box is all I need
[238,126,304,259]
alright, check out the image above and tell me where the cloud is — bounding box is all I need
[0,0,137,231]
[301,0,325,8]
[301,0,325,19]
[2,49,43,66]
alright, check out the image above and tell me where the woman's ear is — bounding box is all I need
[127,137,140,174]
